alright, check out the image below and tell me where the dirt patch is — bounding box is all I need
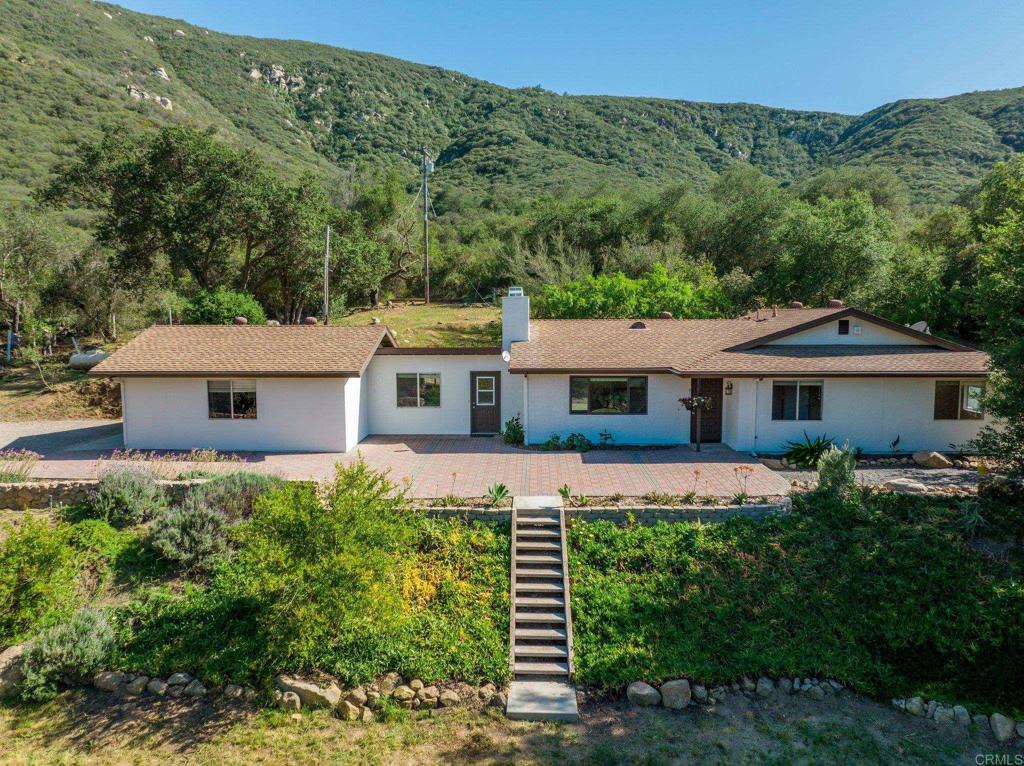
[2,685,1017,765]
[0,363,120,421]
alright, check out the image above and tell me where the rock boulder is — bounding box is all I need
[882,478,929,495]
[660,679,691,709]
[0,644,27,698]
[912,451,953,469]
[275,675,341,709]
[626,681,661,707]
[990,713,1016,743]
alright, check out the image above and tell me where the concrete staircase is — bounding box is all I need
[505,496,579,722]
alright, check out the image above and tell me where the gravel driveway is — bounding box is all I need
[779,466,979,490]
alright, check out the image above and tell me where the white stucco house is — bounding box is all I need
[91,291,993,455]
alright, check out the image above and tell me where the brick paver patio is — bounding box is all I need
[0,421,789,499]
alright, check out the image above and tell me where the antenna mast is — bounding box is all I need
[421,147,432,305]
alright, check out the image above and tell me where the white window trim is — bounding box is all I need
[771,380,823,422]
[475,375,496,406]
[207,379,258,420]
[397,372,442,408]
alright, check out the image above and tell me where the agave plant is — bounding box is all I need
[485,482,510,506]
[783,431,835,468]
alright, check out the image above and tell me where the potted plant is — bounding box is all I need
[680,394,714,452]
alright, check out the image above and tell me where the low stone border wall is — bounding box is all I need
[0,479,204,510]
[420,500,791,524]
[624,674,1023,745]
[81,668,505,722]
[891,694,1022,743]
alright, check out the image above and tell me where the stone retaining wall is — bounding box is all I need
[419,499,790,524]
[0,479,203,510]
[2,478,790,522]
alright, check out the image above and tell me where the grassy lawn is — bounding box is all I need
[335,301,500,347]
[0,687,1005,765]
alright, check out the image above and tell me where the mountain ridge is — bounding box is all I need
[1,0,1022,210]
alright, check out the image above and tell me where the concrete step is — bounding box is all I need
[514,552,562,564]
[515,626,567,640]
[516,540,561,551]
[516,528,560,538]
[515,515,560,526]
[516,566,563,579]
[512,606,569,614]
[514,644,568,658]
[513,496,563,511]
[505,680,579,723]
[515,581,563,593]
[514,661,570,675]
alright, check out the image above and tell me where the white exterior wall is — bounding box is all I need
[364,354,521,435]
[770,319,925,345]
[524,373,691,445]
[723,377,991,454]
[121,376,353,452]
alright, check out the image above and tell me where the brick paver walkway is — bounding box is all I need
[0,421,788,499]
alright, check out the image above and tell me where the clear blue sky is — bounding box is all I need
[117,0,1024,114]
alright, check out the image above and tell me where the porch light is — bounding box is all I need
[724,381,733,396]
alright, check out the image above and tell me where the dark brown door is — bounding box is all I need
[470,371,501,435]
[689,377,723,443]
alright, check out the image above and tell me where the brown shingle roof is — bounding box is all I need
[91,325,396,378]
[509,308,990,377]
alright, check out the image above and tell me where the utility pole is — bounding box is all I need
[421,146,432,305]
[322,224,331,324]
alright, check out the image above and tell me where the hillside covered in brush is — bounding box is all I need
[2,0,1024,209]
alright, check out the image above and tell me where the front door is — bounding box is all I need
[470,371,501,435]
[689,377,723,443]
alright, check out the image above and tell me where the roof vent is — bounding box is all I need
[827,299,844,308]
[658,311,673,319]
[789,301,803,309]
[302,316,318,325]
[629,321,647,329]
[233,316,248,325]
[508,286,525,297]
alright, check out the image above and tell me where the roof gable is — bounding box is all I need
[508,307,989,377]
[725,308,973,352]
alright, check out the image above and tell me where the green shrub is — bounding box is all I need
[501,415,524,445]
[816,444,857,498]
[0,518,78,643]
[783,432,835,468]
[189,471,284,522]
[184,287,266,325]
[149,497,229,573]
[21,607,114,701]
[568,492,1024,712]
[92,468,167,527]
[116,461,510,686]
[563,433,593,452]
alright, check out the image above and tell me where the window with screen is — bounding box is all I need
[397,373,441,407]
[771,381,822,421]
[569,377,647,414]
[207,380,257,419]
[935,381,985,420]
[837,319,850,335]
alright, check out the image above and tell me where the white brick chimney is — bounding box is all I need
[502,287,530,352]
